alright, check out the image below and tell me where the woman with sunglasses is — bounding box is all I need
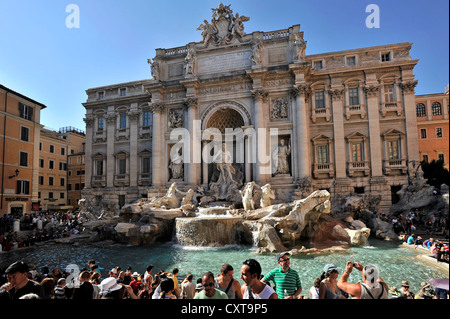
[319,264,346,299]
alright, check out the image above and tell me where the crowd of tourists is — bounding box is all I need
[0,211,83,252]
[1,253,448,300]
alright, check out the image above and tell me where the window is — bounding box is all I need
[60,192,65,199]
[420,129,427,139]
[119,195,126,208]
[118,158,126,175]
[49,160,54,169]
[49,145,54,153]
[422,155,429,163]
[315,92,325,109]
[39,159,44,168]
[39,176,44,185]
[416,103,426,117]
[314,61,323,70]
[119,114,127,129]
[59,162,67,171]
[381,52,391,62]
[98,117,104,131]
[354,187,365,194]
[49,192,53,199]
[18,102,33,121]
[432,102,442,115]
[120,88,127,96]
[60,178,65,187]
[143,111,151,127]
[19,151,28,167]
[142,157,151,173]
[39,142,42,151]
[438,154,445,162]
[49,177,54,186]
[436,127,443,138]
[96,160,103,175]
[61,147,65,155]
[98,92,104,100]
[387,140,400,160]
[384,84,395,102]
[349,88,359,105]
[317,145,329,164]
[20,126,29,142]
[68,184,72,191]
[352,143,363,162]
[347,56,356,66]
[16,180,30,195]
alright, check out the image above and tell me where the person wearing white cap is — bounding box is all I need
[337,262,389,299]
[319,264,346,299]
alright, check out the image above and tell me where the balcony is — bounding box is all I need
[347,161,370,177]
[115,128,130,141]
[313,163,334,179]
[311,107,331,123]
[345,104,366,120]
[383,158,407,175]
[138,173,151,186]
[91,175,106,188]
[380,101,402,117]
[93,130,106,144]
[114,174,130,187]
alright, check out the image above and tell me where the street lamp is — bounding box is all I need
[9,169,20,179]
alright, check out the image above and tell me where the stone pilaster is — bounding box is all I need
[363,83,383,176]
[184,97,200,186]
[150,102,165,187]
[83,115,94,188]
[399,80,420,162]
[128,104,140,187]
[292,84,310,180]
[329,87,346,179]
[105,110,116,188]
[251,89,269,184]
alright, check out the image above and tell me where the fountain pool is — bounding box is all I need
[1,239,447,296]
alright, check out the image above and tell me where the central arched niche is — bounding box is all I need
[201,101,251,188]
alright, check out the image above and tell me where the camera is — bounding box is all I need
[353,263,358,268]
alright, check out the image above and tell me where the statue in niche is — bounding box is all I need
[209,143,243,201]
[168,110,183,128]
[169,149,184,180]
[148,58,160,80]
[273,139,291,175]
[251,40,262,65]
[184,47,196,77]
[212,143,235,184]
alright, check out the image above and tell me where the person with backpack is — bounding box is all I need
[337,261,389,299]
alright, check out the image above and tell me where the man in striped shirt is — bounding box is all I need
[262,252,302,299]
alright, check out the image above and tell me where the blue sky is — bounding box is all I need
[0,0,448,131]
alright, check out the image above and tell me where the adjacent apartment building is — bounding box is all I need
[0,84,46,216]
[415,92,449,169]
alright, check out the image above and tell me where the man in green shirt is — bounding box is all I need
[262,252,302,299]
[194,271,228,299]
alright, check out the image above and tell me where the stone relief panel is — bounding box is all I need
[167,108,184,129]
[270,96,289,121]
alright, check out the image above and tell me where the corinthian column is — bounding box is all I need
[329,88,346,179]
[363,84,383,176]
[128,106,140,187]
[400,80,420,162]
[251,89,269,184]
[292,84,310,180]
[150,102,165,187]
[184,97,200,186]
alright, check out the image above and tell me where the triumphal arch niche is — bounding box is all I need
[84,3,419,212]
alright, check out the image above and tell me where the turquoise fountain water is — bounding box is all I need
[1,239,447,296]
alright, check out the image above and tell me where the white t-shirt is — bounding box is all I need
[243,284,275,299]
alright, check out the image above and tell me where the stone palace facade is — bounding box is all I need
[83,4,419,212]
